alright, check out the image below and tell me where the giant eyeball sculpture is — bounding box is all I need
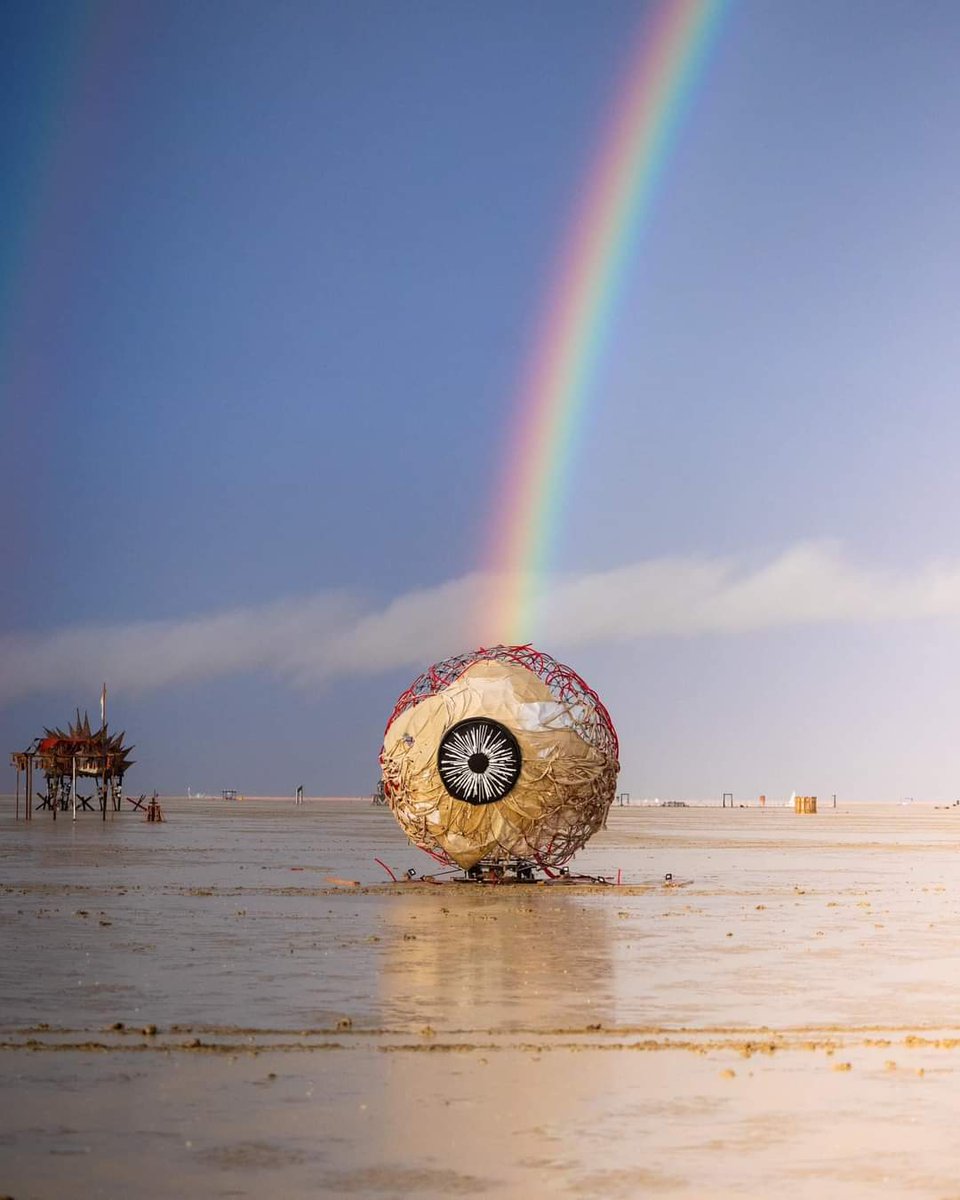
[380,645,619,871]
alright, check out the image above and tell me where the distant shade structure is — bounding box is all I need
[380,645,619,870]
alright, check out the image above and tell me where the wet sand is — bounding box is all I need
[2,799,960,1197]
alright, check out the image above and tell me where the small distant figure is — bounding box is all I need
[296,785,304,806]
[759,794,766,808]
[146,791,164,822]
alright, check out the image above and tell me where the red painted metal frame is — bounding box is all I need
[383,643,618,760]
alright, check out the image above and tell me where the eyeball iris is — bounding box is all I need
[437,718,521,805]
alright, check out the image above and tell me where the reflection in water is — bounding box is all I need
[373,888,620,1173]
[378,888,616,1030]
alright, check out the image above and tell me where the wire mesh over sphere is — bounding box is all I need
[380,645,620,870]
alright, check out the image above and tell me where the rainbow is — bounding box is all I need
[482,0,729,643]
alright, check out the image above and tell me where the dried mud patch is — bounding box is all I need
[316,1165,494,1195]
[196,1139,314,1170]
[567,1166,686,1195]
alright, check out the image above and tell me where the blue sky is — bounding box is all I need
[4,0,960,802]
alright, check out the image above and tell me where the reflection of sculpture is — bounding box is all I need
[380,645,619,871]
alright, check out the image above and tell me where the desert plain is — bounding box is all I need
[1,798,960,1198]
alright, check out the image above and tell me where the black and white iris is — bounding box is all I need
[437,718,521,805]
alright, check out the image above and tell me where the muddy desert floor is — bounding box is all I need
[2,799,960,1198]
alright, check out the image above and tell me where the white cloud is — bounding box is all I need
[3,541,960,704]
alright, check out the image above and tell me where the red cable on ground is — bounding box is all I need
[374,857,398,881]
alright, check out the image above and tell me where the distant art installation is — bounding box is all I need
[10,709,135,820]
[380,646,619,872]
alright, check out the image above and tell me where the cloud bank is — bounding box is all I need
[3,541,960,704]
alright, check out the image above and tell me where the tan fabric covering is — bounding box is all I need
[382,660,618,869]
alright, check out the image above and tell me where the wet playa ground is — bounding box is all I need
[2,800,960,1197]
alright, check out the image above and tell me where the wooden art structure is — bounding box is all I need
[11,710,135,822]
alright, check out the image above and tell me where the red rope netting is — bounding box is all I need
[384,644,619,760]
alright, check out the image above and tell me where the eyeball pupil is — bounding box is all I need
[437,717,522,805]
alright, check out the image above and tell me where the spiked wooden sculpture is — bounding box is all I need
[11,710,135,819]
